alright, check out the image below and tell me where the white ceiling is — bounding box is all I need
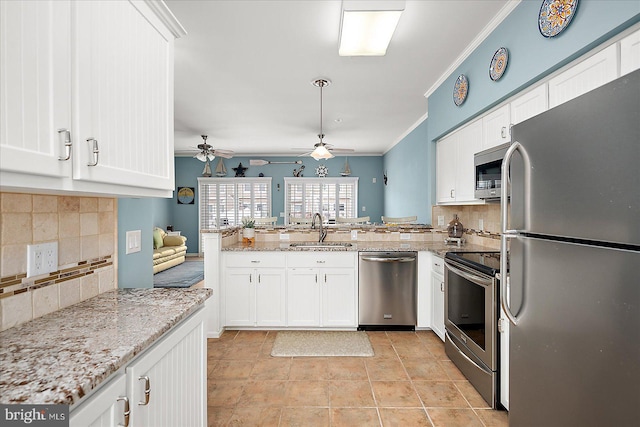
[168,0,511,157]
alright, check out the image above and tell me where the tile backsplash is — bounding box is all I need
[0,192,117,331]
[432,204,502,249]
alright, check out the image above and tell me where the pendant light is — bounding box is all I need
[310,78,335,160]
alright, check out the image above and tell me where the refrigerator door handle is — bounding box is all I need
[500,141,530,326]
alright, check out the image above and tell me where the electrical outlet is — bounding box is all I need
[351,230,358,240]
[372,177,376,183]
[362,206,366,212]
[279,233,290,240]
[479,219,484,231]
[279,212,285,217]
[437,215,445,226]
[400,233,411,240]
[27,242,58,278]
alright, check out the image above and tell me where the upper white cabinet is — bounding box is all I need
[436,119,482,204]
[620,28,640,76]
[0,0,72,179]
[548,44,618,108]
[482,105,511,149]
[0,0,185,197]
[509,84,548,126]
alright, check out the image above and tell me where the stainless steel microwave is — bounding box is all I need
[474,142,510,201]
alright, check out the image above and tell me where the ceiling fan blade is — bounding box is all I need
[328,148,354,153]
[212,149,234,159]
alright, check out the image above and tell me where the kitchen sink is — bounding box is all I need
[289,242,353,250]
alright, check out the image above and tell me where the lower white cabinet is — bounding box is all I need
[69,374,128,427]
[416,252,432,328]
[69,308,207,427]
[287,252,357,328]
[431,255,445,341]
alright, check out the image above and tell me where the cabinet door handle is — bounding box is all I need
[57,128,72,161]
[440,282,444,292]
[450,189,454,199]
[87,138,99,166]
[315,274,318,283]
[501,126,508,138]
[251,260,260,263]
[138,375,150,405]
[258,274,261,283]
[249,274,252,283]
[324,274,327,283]
[316,260,326,264]
[117,396,130,427]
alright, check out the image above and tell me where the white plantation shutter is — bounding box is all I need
[198,177,272,252]
[284,177,358,224]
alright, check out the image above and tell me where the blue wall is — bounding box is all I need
[383,119,432,224]
[384,0,640,215]
[117,199,154,288]
[173,155,385,253]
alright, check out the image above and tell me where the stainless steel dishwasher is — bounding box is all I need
[358,252,417,329]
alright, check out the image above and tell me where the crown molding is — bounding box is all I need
[144,0,187,38]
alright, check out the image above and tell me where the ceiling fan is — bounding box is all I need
[296,78,354,160]
[193,135,234,161]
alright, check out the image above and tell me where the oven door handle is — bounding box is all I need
[444,261,493,287]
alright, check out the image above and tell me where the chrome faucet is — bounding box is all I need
[311,212,327,242]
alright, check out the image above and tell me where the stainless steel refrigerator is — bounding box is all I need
[501,69,640,427]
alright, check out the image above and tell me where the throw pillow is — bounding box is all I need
[153,228,164,249]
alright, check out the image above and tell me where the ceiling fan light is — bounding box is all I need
[311,145,334,160]
[195,152,207,162]
[339,2,404,57]
[207,153,216,161]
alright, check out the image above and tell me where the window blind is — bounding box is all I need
[284,177,358,224]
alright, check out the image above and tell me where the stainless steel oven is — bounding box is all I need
[444,251,500,408]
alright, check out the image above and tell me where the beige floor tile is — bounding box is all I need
[439,360,467,380]
[369,342,399,359]
[326,357,369,380]
[413,381,469,408]
[250,357,292,380]
[426,408,484,427]
[366,331,391,345]
[227,407,281,426]
[386,331,422,345]
[393,342,434,359]
[207,406,234,427]
[285,381,329,406]
[379,408,433,427]
[331,408,381,426]
[209,360,254,380]
[401,358,450,381]
[328,380,376,407]
[371,381,422,407]
[220,343,262,360]
[455,380,491,408]
[425,342,449,360]
[207,380,244,407]
[280,407,330,427]
[207,342,233,360]
[416,331,443,346]
[475,409,509,427]
[233,330,269,344]
[259,340,275,358]
[237,380,288,407]
[366,358,409,381]
[289,357,329,380]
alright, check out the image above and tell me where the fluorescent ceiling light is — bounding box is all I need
[339,1,404,56]
[310,144,334,160]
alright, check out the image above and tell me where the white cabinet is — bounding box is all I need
[287,252,357,328]
[0,0,72,179]
[125,310,206,427]
[510,84,548,126]
[70,375,128,427]
[620,28,640,76]
[436,119,482,204]
[430,255,445,341]
[0,0,184,197]
[416,252,432,328]
[482,105,511,149]
[548,44,618,108]
[70,308,206,427]
[223,253,286,327]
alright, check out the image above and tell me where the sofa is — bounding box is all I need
[153,227,188,274]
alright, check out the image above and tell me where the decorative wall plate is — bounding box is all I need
[315,164,328,177]
[489,47,509,81]
[453,74,468,107]
[538,0,579,38]
[177,187,195,204]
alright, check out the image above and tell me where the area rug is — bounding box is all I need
[153,260,204,288]
[271,331,374,357]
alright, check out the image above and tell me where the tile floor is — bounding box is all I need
[207,330,508,426]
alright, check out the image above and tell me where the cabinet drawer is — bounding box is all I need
[287,252,356,268]
[224,252,286,268]
[431,255,444,275]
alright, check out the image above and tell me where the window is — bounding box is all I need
[284,177,358,224]
[198,177,272,251]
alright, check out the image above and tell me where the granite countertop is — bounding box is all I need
[0,288,212,405]
[222,241,495,256]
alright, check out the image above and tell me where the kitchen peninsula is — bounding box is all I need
[202,223,499,338]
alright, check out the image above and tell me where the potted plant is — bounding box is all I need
[241,217,255,239]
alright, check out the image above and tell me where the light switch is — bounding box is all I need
[372,177,376,183]
[126,230,142,254]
